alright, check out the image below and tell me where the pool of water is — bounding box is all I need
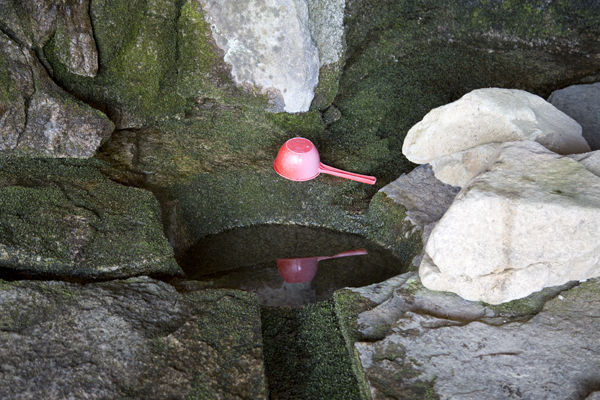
[177,224,407,307]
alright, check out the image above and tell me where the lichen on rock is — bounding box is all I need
[0,157,181,279]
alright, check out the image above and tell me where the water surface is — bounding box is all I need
[178,224,406,307]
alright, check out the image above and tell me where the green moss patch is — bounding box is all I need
[334,289,377,400]
[0,156,180,279]
[166,169,377,253]
[261,301,362,400]
[367,192,422,261]
[311,62,343,111]
[329,0,600,182]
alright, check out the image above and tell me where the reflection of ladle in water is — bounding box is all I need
[277,248,368,283]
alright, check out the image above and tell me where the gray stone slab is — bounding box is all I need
[0,277,268,399]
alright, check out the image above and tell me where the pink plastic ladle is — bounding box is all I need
[277,248,368,283]
[274,137,376,185]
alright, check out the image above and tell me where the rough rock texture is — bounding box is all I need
[0,277,267,399]
[403,88,590,165]
[0,0,98,77]
[307,0,345,66]
[420,141,600,304]
[571,150,600,177]
[46,0,189,128]
[377,164,459,254]
[549,82,600,151]
[0,32,113,157]
[347,273,600,400]
[0,157,181,279]
[199,0,319,113]
[349,271,576,340]
[261,301,363,400]
[380,164,459,229]
[329,0,600,180]
[430,143,502,187]
[48,0,99,77]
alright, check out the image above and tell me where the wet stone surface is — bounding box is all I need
[177,224,408,307]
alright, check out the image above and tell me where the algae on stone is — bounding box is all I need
[366,192,423,261]
[0,157,180,279]
[329,0,600,181]
[44,0,276,128]
[45,0,184,127]
[0,0,98,77]
[334,289,377,400]
[261,300,362,400]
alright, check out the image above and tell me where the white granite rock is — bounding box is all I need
[570,150,600,177]
[307,0,345,66]
[420,140,600,304]
[430,142,502,186]
[199,0,319,113]
[549,82,600,150]
[402,88,590,164]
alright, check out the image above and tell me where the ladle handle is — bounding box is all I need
[319,163,377,185]
[317,248,368,261]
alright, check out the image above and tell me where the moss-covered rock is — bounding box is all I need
[44,0,272,128]
[0,0,98,77]
[366,192,423,261]
[97,107,326,186]
[261,300,362,400]
[328,0,600,181]
[0,277,267,399]
[334,289,377,400]
[165,170,368,251]
[311,62,344,111]
[0,157,180,279]
[45,0,181,127]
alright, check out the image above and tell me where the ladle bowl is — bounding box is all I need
[274,137,376,185]
[277,248,368,283]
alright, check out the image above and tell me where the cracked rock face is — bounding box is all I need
[199,0,320,113]
[0,158,181,279]
[0,32,113,158]
[348,272,600,400]
[0,0,98,77]
[0,277,268,400]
